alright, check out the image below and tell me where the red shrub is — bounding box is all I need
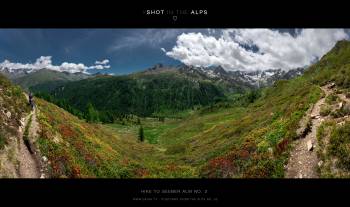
[166,164,178,171]
[59,124,77,138]
[47,114,54,123]
[238,149,250,160]
[71,166,81,178]
[134,168,150,177]
[121,158,130,165]
[84,153,98,168]
[226,149,250,161]
[51,155,70,177]
[276,138,289,154]
[242,138,257,153]
[206,156,236,178]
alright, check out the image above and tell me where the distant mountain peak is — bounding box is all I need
[212,65,228,75]
[182,65,305,88]
[154,63,164,68]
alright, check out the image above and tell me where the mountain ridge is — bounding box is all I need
[1,63,306,93]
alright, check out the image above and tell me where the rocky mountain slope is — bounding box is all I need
[139,63,305,91]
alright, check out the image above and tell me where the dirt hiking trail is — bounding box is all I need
[17,93,41,178]
[285,84,333,178]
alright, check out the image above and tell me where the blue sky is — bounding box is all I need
[0,29,349,74]
[0,29,209,74]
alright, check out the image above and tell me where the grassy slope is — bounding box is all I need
[158,77,321,177]
[36,98,198,178]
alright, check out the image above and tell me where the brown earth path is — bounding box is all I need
[17,94,40,178]
[285,85,333,178]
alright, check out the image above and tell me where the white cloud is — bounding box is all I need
[165,29,349,71]
[95,59,109,65]
[88,64,111,70]
[0,56,110,74]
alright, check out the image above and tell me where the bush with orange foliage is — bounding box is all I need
[204,156,236,178]
[276,138,289,154]
[59,124,77,138]
[134,168,150,177]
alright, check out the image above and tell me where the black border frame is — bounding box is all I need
[1,1,350,205]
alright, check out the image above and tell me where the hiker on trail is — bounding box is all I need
[29,92,35,110]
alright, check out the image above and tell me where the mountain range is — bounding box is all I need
[135,63,305,90]
[1,63,305,93]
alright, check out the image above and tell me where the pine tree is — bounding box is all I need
[86,102,99,123]
[139,125,144,142]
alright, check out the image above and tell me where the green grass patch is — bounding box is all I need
[320,104,332,116]
[23,115,32,143]
[330,103,350,118]
[0,131,6,150]
[143,120,180,144]
[328,121,350,170]
[325,93,339,105]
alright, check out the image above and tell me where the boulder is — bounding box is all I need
[307,140,314,151]
[318,160,324,167]
[268,147,273,154]
[296,116,311,137]
[42,156,48,162]
[5,111,11,119]
[339,102,343,109]
[20,118,25,126]
[328,82,336,89]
